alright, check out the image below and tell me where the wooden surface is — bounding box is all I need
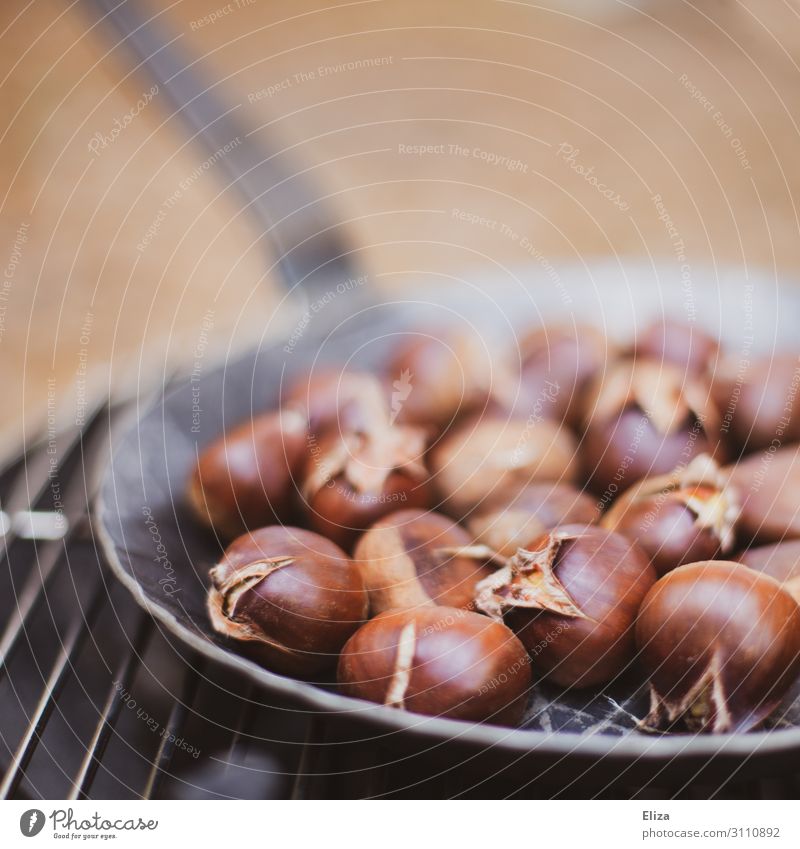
[2,0,800,458]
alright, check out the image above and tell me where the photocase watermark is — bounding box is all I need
[46,378,68,533]
[511,380,561,465]
[190,309,215,433]
[451,209,572,305]
[137,137,242,252]
[283,274,368,353]
[247,56,394,102]
[20,807,158,836]
[114,681,199,759]
[719,283,755,435]
[555,143,630,211]
[390,369,413,424]
[74,311,94,427]
[141,506,181,596]
[189,0,256,30]
[651,193,694,322]
[0,220,29,343]
[679,73,751,170]
[87,84,158,157]
[398,142,529,174]
[595,412,650,511]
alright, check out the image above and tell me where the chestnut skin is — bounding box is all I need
[633,317,719,377]
[516,323,611,428]
[354,509,497,614]
[636,561,800,733]
[725,444,800,545]
[338,606,532,725]
[736,541,800,603]
[468,482,600,558]
[207,526,368,677]
[712,353,800,455]
[430,413,578,517]
[475,525,656,688]
[582,359,722,499]
[601,455,739,576]
[187,408,307,539]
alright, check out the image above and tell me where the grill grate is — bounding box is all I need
[0,407,797,800]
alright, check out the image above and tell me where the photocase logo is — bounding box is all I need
[19,809,45,837]
[390,369,413,424]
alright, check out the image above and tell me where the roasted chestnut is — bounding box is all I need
[602,454,739,576]
[516,323,611,428]
[635,561,800,733]
[582,359,722,500]
[384,326,505,429]
[187,407,307,538]
[430,414,577,517]
[737,541,800,603]
[633,317,719,377]
[207,526,368,676]
[475,525,656,688]
[725,444,800,545]
[468,482,599,558]
[712,353,800,455]
[301,418,431,550]
[354,509,498,614]
[337,606,532,724]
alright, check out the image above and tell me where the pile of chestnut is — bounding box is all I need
[189,318,800,734]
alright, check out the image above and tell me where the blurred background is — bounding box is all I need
[2,0,800,459]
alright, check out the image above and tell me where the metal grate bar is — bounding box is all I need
[0,584,108,799]
[142,661,203,800]
[67,614,153,800]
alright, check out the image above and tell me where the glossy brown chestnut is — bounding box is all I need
[633,318,719,377]
[635,561,800,733]
[337,606,532,724]
[207,526,368,677]
[516,323,611,428]
[602,454,739,576]
[724,444,800,545]
[582,359,722,500]
[384,327,503,429]
[354,509,498,614]
[430,414,578,517]
[468,482,600,558]
[475,524,656,688]
[712,353,800,454]
[301,419,431,551]
[187,408,307,539]
[736,541,800,603]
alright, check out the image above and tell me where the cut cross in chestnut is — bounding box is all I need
[602,454,740,576]
[430,413,577,517]
[475,524,656,688]
[354,508,499,614]
[468,482,600,558]
[187,408,307,539]
[581,359,723,499]
[635,561,800,734]
[337,606,532,724]
[207,526,368,677]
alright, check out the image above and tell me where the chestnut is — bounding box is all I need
[282,368,386,432]
[475,524,656,688]
[468,482,600,558]
[516,323,611,429]
[301,419,431,550]
[635,561,800,733]
[430,414,578,517]
[581,359,722,499]
[207,526,368,677]
[187,407,307,539]
[712,353,800,455]
[354,509,498,614]
[633,317,719,377]
[736,541,800,603]
[337,606,532,724]
[602,454,739,576]
[384,327,503,429]
[724,444,800,545]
